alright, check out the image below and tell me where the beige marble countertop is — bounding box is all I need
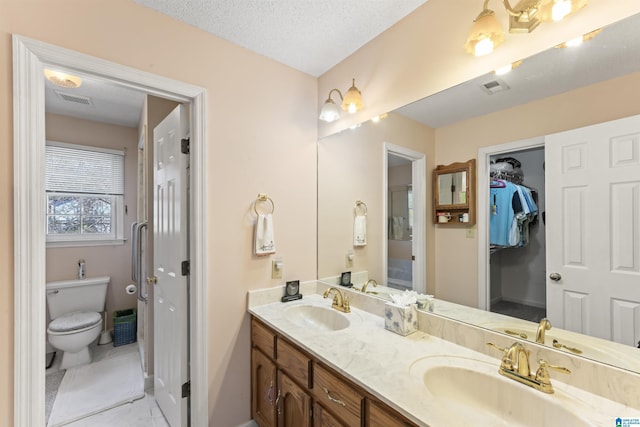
[248,288,640,427]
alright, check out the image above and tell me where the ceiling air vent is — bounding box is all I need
[54,90,93,106]
[480,79,510,95]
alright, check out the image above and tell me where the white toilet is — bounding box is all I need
[46,276,110,370]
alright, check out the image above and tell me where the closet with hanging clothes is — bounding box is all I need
[489,148,547,322]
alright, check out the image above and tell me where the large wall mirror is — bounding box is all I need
[318,12,640,374]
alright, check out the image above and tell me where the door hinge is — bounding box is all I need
[181,260,190,276]
[181,381,191,398]
[181,138,190,155]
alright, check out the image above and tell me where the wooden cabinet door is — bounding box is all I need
[277,371,311,427]
[252,348,277,427]
[313,402,347,427]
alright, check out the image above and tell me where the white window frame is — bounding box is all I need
[45,141,126,247]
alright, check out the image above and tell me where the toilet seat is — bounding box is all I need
[48,311,102,334]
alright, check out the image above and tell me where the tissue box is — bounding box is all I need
[384,303,418,336]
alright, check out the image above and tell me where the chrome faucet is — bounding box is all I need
[488,342,570,394]
[360,279,377,293]
[535,318,552,344]
[323,287,350,313]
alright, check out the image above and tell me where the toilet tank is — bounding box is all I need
[46,276,110,320]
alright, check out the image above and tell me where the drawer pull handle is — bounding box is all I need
[275,389,282,415]
[322,387,346,407]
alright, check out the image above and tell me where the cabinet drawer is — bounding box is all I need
[277,338,311,388]
[252,318,276,359]
[312,364,362,427]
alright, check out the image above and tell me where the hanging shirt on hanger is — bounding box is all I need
[490,181,518,246]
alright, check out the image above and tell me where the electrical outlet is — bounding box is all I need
[272,260,283,279]
[466,228,475,238]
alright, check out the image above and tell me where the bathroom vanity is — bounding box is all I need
[251,317,414,427]
[248,285,640,426]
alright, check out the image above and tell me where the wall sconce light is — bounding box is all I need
[465,0,589,56]
[319,78,364,122]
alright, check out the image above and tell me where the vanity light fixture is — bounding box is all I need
[465,2,504,57]
[465,0,589,56]
[319,78,364,122]
[44,69,82,89]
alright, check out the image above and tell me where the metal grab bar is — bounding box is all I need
[136,222,148,302]
[131,221,138,282]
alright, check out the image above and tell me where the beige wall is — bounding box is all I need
[1,0,317,424]
[45,114,139,330]
[318,112,435,291]
[318,0,640,137]
[434,72,640,307]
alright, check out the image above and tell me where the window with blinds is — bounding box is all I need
[45,141,125,245]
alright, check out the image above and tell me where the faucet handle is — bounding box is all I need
[486,342,514,370]
[486,342,507,354]
[535,359,570,393]
[343,296,350,312]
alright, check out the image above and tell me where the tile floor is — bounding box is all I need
[46,341,168,427]
[490,299,547,323]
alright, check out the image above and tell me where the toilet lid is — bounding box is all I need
[49,311,102,332]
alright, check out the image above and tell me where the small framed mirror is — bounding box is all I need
[433,159,475,225]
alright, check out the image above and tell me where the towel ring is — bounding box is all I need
[254,193,275,216]
[354,200,367,216]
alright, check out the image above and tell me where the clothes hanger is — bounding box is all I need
[490,180,507,188]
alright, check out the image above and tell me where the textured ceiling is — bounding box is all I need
[132,0,429,77]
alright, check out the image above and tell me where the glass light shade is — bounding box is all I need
[465,9,504,56]
[341,79,363,113]
[319,99,340,122]
[44,69,82,88]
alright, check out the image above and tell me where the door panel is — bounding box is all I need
[154,105,189,426]
[546,114,640,344]
[277,371,311,427]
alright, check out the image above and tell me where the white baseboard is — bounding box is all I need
[237,421,259,427]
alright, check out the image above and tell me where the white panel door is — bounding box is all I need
[154,105,189,426]
[546,114,640,345]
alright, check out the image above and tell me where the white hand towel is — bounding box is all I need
[255,213,276,256]
[354,214,367,247]
[393,217,404,240]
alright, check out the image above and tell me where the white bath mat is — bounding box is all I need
[48,352,145,427]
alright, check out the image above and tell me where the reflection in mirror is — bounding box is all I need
[388,185,412,241]
[318,13,640,374]
[437,171,466,206]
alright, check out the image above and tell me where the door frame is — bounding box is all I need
[383,143,427,294]
[477,136,544,310]
[13,35,209,426]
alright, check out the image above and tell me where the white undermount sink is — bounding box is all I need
[410,356,595,426]
[284,305,351,332]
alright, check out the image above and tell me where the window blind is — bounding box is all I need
[45,143,124,195]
